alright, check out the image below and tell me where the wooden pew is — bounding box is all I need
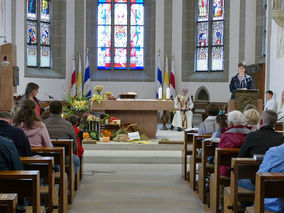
[182,130,194,180]
[51,139,75,204]
[246,173,284,213]
[0,194,17,213]
[31,147,67,213]
[210,148,240,213]
[223,158,262,213]
[0,170,44,213]
[189,134,211,190]
[198,140,217,204]
[20,157,55,213]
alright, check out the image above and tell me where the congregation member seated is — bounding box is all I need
[198,104,219,135]
[12,82,41,117]
[264,90,278,113]
[238,110,284,157]
[244,109,260,131]
[278,91,284,121]
[240,143,284,212]
[218,110,251,176]
[14,100,53,148]
[66,115,84,159]
[0,111,31,156]
[171,88,194,131]
[211,114,227,139]
[43,101,80,174]
[0,133,25,212]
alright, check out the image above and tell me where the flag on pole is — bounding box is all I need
[84,49,91,99]
[71,56,76,98]
[156,51,163,99]
[77,54,83,98]
[170,55,176,99]
[163,53,170,99]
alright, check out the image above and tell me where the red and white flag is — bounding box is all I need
[71,56,76,97]
[170,56,176,99]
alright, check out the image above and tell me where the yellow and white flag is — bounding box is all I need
[76,54,83,98]
[163,53,170,99]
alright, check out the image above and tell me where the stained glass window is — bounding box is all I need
[195,0,224,72]
[97,0,144,70]
[26,0,52,68]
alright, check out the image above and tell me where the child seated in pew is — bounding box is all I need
[198,104,219,135]
[211,114,228,139]
[66,115,84,159]
[13,100,53,148]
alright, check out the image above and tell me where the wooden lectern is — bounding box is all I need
[0,43,17,111]
[228,89,263,114]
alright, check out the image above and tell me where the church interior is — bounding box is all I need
[1,0,284,212]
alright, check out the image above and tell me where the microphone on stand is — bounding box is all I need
[44,93,54,100]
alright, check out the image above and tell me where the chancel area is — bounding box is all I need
[2,0,284,212]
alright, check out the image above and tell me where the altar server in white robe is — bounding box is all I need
[171,88,194,131]
[278,91,284,121]
[264,90,277,113]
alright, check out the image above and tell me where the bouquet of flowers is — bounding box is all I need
[63,93,89,117]
[90,85,107,104]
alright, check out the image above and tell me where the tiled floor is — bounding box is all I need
[69,164,206,213]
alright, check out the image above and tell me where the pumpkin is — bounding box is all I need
[83,132,90,139]
[102,129,112,137]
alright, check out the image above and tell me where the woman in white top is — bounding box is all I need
[278,91,284,121]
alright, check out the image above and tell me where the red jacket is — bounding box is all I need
[73,126,84,158]
[218,125,251,176]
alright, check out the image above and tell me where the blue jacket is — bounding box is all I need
[0,133,22,171]
[258,143,284,212]
[229,74,254,99]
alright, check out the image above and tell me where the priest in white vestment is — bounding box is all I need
[171,88,194,131]
[264,90,277,113]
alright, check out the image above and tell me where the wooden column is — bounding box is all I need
[0,43,17,111]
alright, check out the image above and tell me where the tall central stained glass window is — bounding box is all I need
[26,0,52,68]
[97,0,144,70]
[195,0,224,72]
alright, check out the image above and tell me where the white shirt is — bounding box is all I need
[264,98,278,112]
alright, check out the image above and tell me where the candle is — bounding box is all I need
[158,87,162,99]
[166,87,171,99]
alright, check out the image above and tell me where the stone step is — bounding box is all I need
[84,150,182,164]
[83,143,183,151]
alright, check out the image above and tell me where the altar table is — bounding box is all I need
[90,99,174,138]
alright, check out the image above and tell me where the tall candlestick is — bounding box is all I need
[166,87,171,99]
[158,87,162,99]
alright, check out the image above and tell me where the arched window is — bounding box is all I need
[97,0,144,70]
[195,0,224,72]
[26,0,51,68]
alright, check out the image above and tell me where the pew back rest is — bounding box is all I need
[0,193,17,213]
[51,140,73,165]
[255,173,284,213]
[230,158,262,212]
[0,171,40,213]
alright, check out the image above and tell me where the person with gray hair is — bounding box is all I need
[218,110,252,176]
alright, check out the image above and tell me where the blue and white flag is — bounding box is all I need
[83,50,91,99]
[156,52,163,99]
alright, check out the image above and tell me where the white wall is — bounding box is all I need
[172,0,241,102]
[8,0,259,102]
[13,0,75,101]
[268,20,284,109]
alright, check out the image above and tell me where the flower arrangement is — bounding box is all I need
[94,85,104,94]
[63,93,89,117]
[90,85,107,104]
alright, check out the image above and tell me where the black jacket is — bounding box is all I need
[0,133,22,171]
[0,120,32,156]
[238,125,284,157]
